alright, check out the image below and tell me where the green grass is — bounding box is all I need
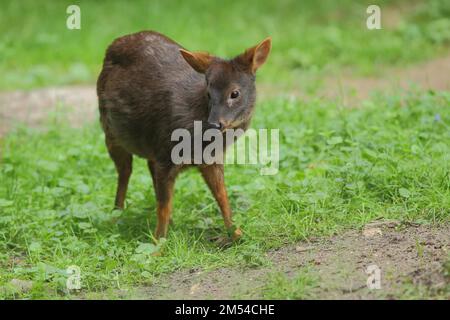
[1,0,450,90]
[0,90,449,299]
[261,269,319,299]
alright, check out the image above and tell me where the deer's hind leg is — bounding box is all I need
[147,161,178,239]
[147,160,174,226]
[106,136,133,210]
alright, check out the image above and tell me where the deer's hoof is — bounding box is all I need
[231,228,243,241]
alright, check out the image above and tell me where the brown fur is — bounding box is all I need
[97,30,271,239]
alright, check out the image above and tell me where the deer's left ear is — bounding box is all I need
[238,37,272,74]
[179,49,213,74]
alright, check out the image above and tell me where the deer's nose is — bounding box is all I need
[208,121,223,131]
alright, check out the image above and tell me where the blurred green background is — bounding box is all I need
[1,0,449,90]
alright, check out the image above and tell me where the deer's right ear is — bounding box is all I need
[237,37,272,74]
[180,49,213,74]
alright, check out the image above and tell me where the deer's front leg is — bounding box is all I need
[199,164,242,241]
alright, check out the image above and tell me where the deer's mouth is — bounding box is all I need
[227,118,246,130]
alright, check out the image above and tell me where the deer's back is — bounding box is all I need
[97,31,207,161]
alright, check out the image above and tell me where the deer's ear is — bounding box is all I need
[180,49,213,74]
[238,37,272,74]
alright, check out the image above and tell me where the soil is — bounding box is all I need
[127,223,449,299]
[0,85,97,137]
[1,55,450,137]
[258,55,450,105]
[322,55,450,105]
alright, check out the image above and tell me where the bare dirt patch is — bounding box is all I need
[130,223,449,299]
[0,85,97,137]
[259,54,450,105]
[322,55,450,105]
[1,55,450,138]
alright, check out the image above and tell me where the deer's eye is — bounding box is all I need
[230,90,240,99]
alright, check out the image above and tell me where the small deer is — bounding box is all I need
[97,31,271,241]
